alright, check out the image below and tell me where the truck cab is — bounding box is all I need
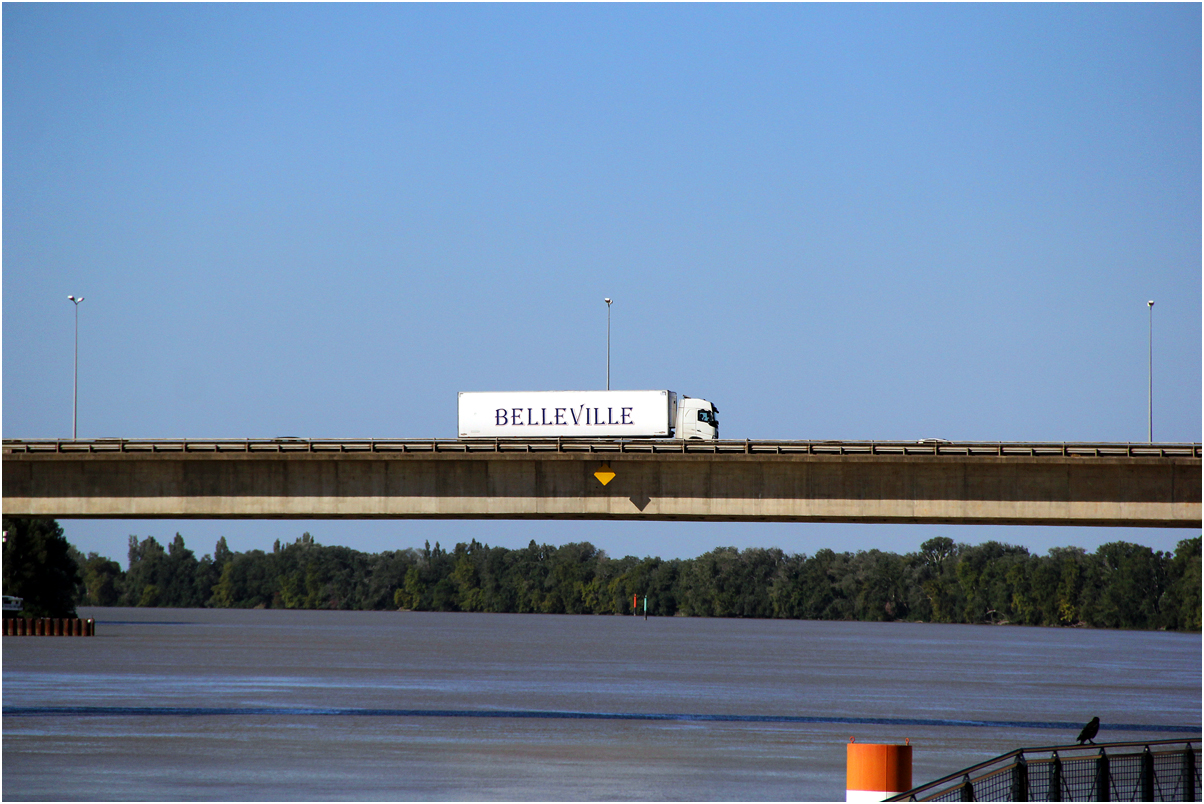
[675,396,719,439]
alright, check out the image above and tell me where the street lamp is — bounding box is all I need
[604,298,612,390]
[1147,300,1154,443]
[68,295,84,440]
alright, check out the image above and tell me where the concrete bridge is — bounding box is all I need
[2,439,1200,527]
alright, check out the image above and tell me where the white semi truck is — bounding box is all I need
[458,390,719,440]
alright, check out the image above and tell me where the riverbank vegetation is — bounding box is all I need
[4,518,1199,630]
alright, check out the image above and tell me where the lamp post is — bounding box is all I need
[604,297,612,390]
[68,295,84,440]
[1147,300,1154,443]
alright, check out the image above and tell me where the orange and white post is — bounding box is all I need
[846,739,912,801]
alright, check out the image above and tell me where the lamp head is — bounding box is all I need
[1148,300,1154,307]
[604,298,611,305]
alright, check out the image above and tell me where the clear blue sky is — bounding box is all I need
[5,4,1200,568]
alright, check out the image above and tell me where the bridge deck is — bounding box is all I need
[4,439,1199,526]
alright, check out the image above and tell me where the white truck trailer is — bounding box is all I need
[458,390,719,439]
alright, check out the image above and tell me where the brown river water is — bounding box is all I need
[3,607,1199,800]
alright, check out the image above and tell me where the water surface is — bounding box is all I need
[4,608,1199,800]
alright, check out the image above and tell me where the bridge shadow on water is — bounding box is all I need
[4,705,1199,735]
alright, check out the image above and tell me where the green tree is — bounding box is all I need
[193,554,220,609]
[917,537,962,622]
[211,550,280,608]
[797,548,853,620]
[678,547,783,618]
[475,544,515,612]
[768,552,809,618]
[364,549,419,611]
[849,549,911,622]
[1088,542,1167,629]
[1161,536,1201,630]
[955,542,1030,623]
[451,552,483,612]
[1049,547,1088,626]
[44,526,1196,632]
[396,565,426,610]
[1,517,81,617]
[78,552,124,606]
[500,541,551,613]
[138,584,161,607]
[613,555,680,617]
[123,535,164,606]
[678,546,738,616]
[539,542,601,614]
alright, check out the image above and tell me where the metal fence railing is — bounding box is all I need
[887,739,1201,802]
[4,438,1202,458]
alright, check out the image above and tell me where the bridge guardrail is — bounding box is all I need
[3,439,1201,458]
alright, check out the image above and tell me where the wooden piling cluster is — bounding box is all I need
[4,617,95,636]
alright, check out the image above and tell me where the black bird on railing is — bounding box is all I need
[1076,716,1100,744]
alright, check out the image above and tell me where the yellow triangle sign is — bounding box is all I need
[594,463,616,486]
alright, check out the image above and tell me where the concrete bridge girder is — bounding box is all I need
[2,443,1199,527]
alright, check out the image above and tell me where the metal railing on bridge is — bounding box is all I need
[887,739,1201,802]
[3,438,1201,458]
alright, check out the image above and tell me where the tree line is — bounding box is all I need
[4,517,1199,630]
